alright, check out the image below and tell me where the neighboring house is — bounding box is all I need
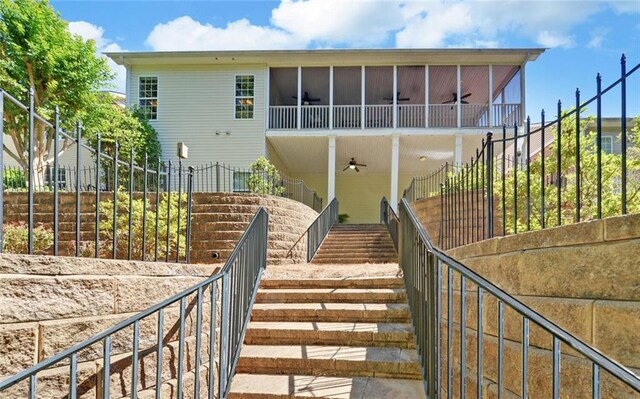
[107,48,544,223]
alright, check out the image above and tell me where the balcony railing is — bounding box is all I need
[333,105,361,129]
[268,103,521,130]
[493,103,521,127]
[398,104,425,128]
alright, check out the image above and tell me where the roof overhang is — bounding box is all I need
[106,48,545,67]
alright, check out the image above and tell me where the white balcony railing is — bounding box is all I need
[268,103,521,130]
[461,104,490,128]
[365,105,393,128]
[493,103,521,127]
[301,105,329,129]
[429,104,457,127]
[269,106,297,129]
[333,105,361,129]
[397,104,425,128]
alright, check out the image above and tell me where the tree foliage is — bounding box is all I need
[247,156,284,196]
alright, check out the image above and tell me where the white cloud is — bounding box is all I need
[146,16,305,51]
[537,31,575,48]
[608,0,640,14]
[68,21,126,92]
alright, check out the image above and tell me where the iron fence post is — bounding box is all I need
[621,54,627,215]
[486,132,494,239]
[186,166,193,264]
[176,160,183,262]
[112,142,119,259]
[575,89,581,223]
[596,73,602,219]
[142,153,148,260]
[556,100,562,227]
[75,122,82,257]
[0,91,3,252]
[128,147,134,260]
[216,161,220,192]
[95,135,101,258]
[28,87,35,255]
[541,110,546,229]
[166,160,171,262]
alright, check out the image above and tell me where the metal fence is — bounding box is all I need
[379,197,399,251]
[0,88,194,262]
[395,196,640,398]
[404,54,640,249]
[0,207,268,398]
[306,197,339,262]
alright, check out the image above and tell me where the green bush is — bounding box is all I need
[98,190,189,260]
[2,222,53,254]
[247,157,285,196]
[338,213,350,224]
[3,168,26,190]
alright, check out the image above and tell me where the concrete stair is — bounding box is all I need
[229,276,426,399]
[311,224,397,264]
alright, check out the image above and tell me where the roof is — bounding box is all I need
[105,48,545,67]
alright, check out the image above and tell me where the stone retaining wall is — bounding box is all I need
[2,192,318,265]
[0,254,218,398]
[442,213,640,398]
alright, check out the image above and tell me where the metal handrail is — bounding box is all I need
[0,208,269,399]
[306,197,338,262]
[379,197,399,251]
[395,197,640,398]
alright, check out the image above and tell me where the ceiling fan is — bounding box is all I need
[383,91,410,104]
[292,91,321,104]
[342,158,367,173]
[442,92,472,105]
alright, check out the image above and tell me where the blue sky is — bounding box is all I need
[51,0,640,119]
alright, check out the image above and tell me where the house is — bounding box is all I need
[107,48,544,223]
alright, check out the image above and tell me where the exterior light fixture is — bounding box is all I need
[419,156,427,162]
[349,164,356,170]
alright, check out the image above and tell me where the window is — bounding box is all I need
[45,167,67,190]
[139,77,158,120]
[235,75,254,119]
[601,136,613,154]
[233,171,250,192]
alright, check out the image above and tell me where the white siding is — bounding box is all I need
[3,139,94,170]
[129,64,267,168]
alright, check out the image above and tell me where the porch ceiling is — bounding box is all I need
[268,134,487,175]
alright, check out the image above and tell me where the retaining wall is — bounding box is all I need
[0,254,218,398]
[441,213,640,398]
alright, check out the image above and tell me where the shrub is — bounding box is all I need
[3,167,26,190]
[247,157,285,196]
[3,222,53,254]
[98,190,189,260]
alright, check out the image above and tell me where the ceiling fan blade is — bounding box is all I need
[355,167,360,173]
[461,93,472,99]
[398,97,410,101]
[461,100,469,104]
[442,100,455,104]
[342,166,350,172]
[356,163,367,167]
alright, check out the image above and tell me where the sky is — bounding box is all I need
[50,0,640,120]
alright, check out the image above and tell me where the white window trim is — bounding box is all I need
[138,75,159,121]
[234,74,256,120]
[232,171,251,192]
[601,135,614,154]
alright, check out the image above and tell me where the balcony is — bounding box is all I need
[268,103,521,130]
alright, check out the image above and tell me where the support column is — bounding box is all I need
[328,136,336,201]
[520,64,526,126]
[361,66,366,130]
[392,65,398,129]
[457,65,462,128]
[297,66,302,130]
[425,65,429,128]
[390,135,400,211]
[488,64,493,127]
[454,135,463,166]
[329,66,334,130]
[265,67,270,131]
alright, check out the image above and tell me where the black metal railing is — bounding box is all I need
[3,161,323,213]
[403,162,463,202]
[379,197,399,251]
[404,54,640,249]
[305,197,338,262]
[394,197,640,398]
[0,88,193,262]
[0,207,268,398]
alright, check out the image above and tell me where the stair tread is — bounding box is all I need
[229,374,427,399]
[258,288,404,294]
[260,277,403,288]
[252,303,408,311]
[239,344,418,363]
[247,321,413,333]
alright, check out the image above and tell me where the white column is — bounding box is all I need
[424,65,429,128]
[265,66,270,131]
[392,65,398,129]
[488,64,493,127]
[297,66,302,130]
[328,136,336,201]
[457,65,462,128]
[329,66,334,130]
[454,135,463,166]
[361,66,366,130]
[520,64,526,126]
[390,135,400,211]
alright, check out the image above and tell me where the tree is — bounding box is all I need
[0,0,113,183]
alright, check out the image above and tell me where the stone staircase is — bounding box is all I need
[311,224,398,264]
[229,275,426,398]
